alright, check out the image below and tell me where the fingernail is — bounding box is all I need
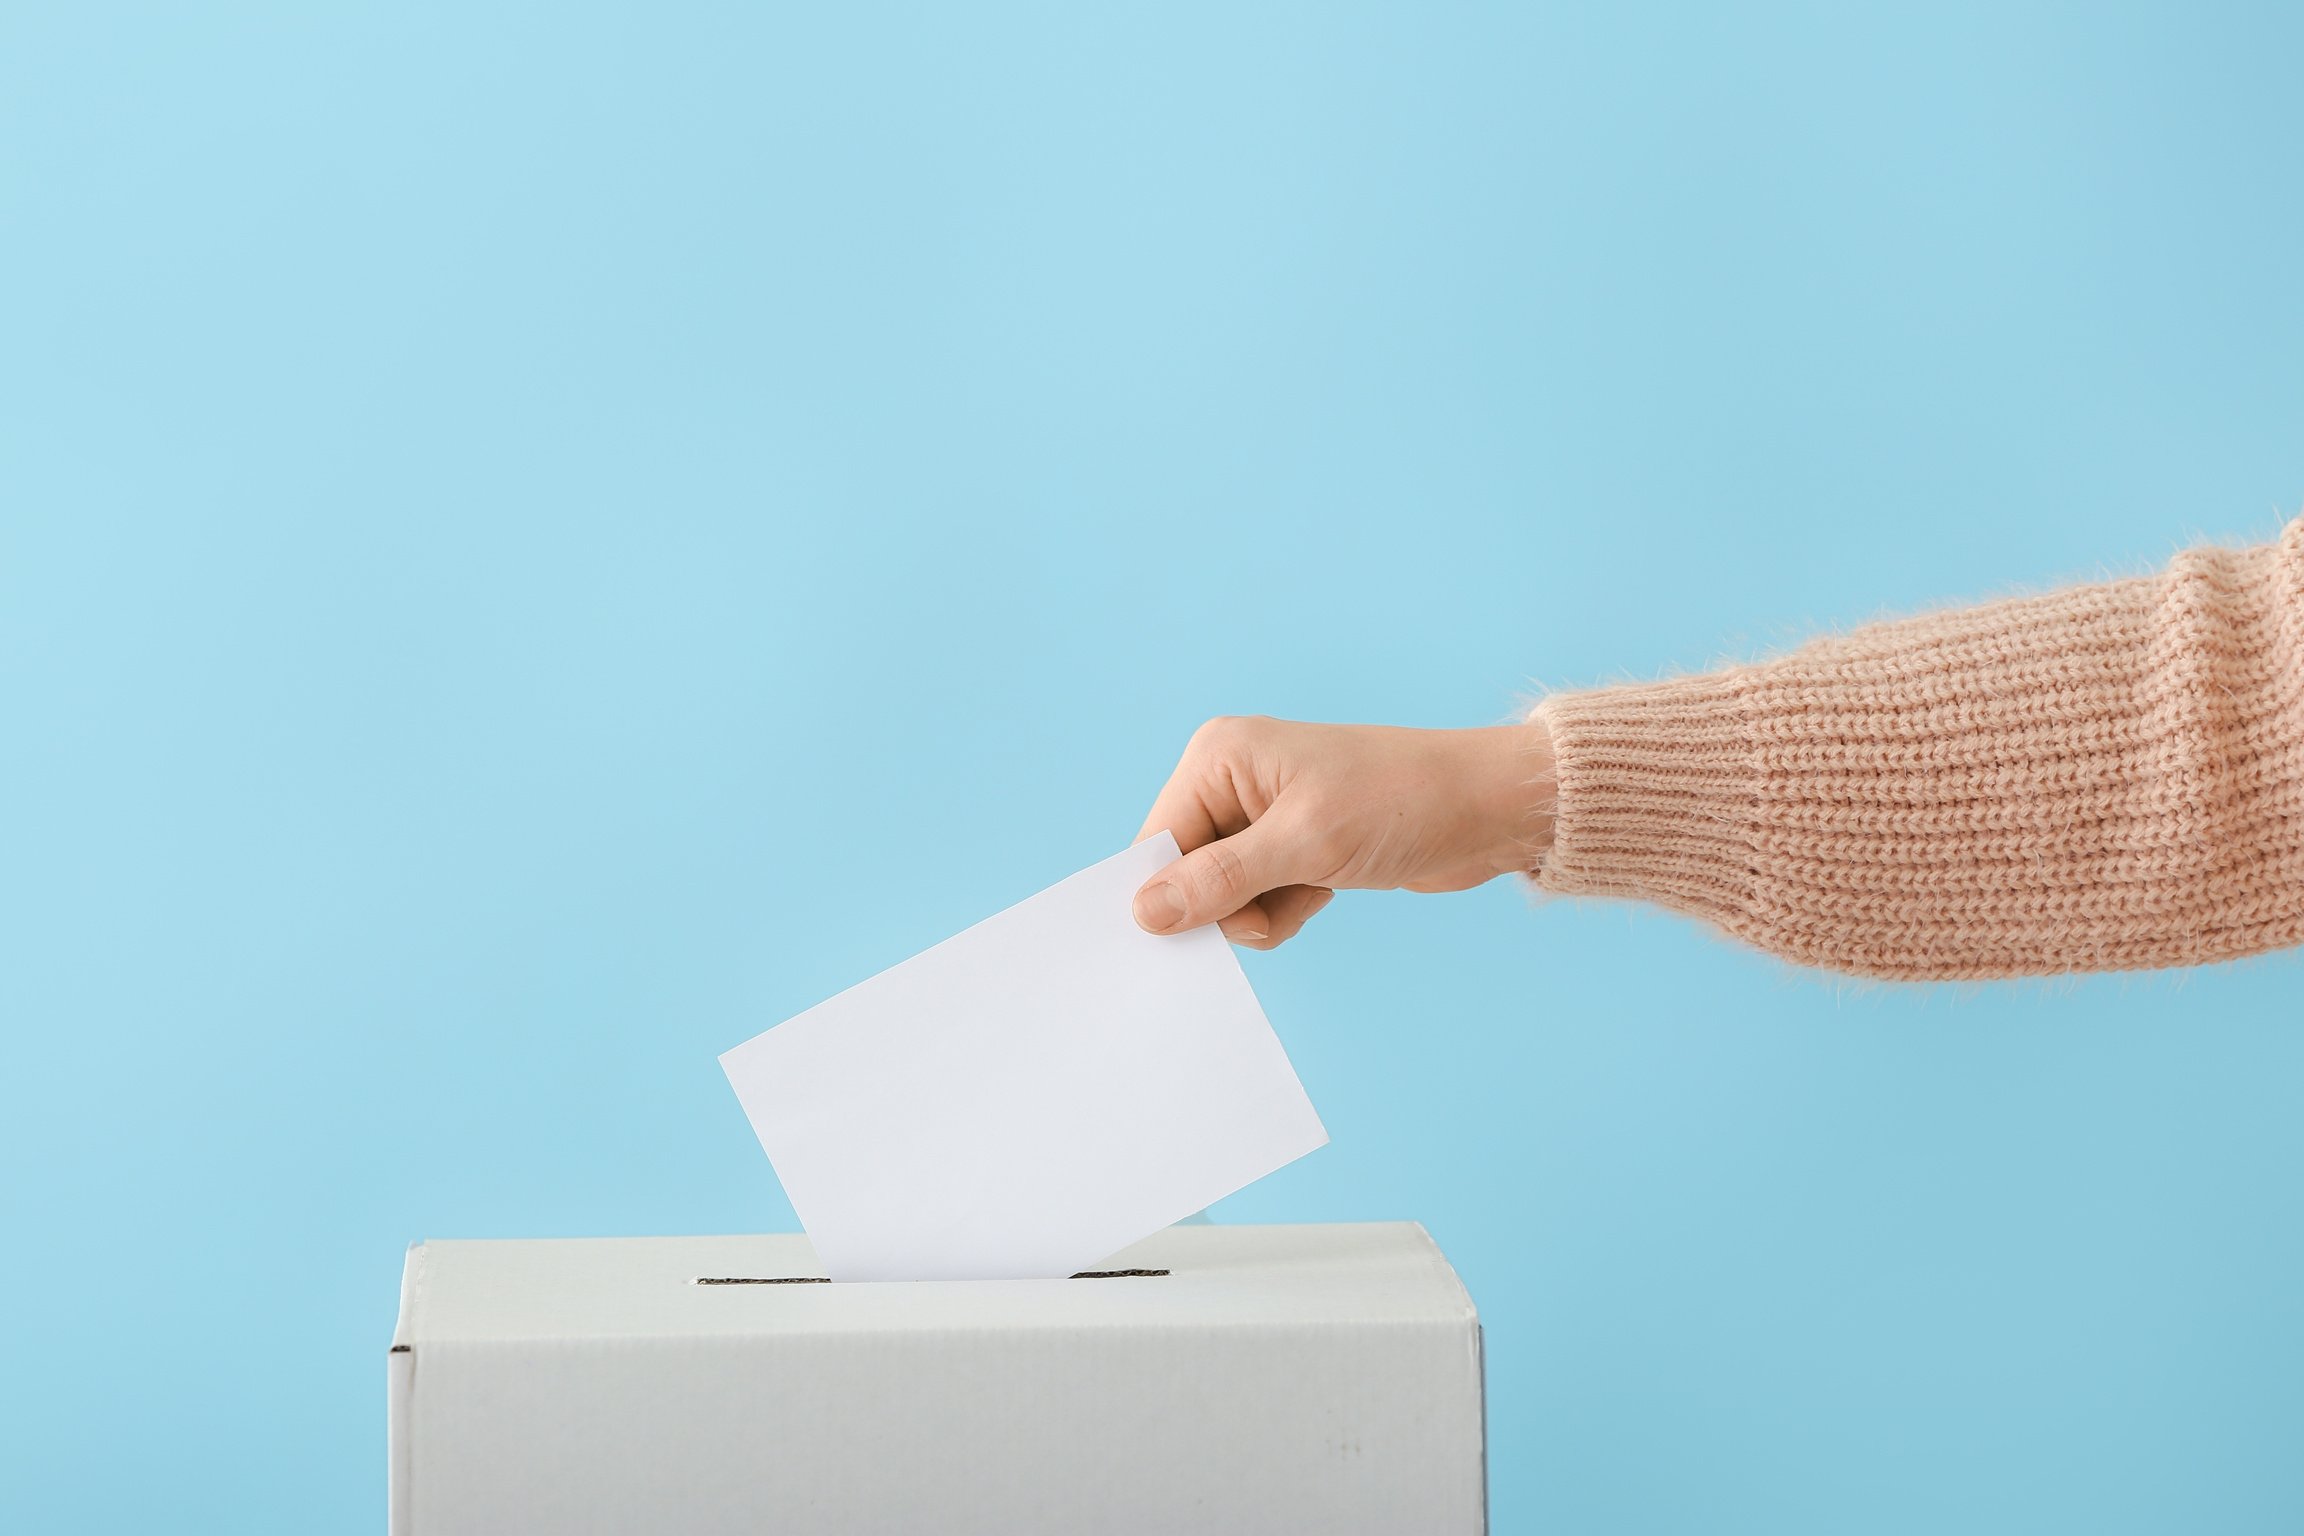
[1133,881,1186,932]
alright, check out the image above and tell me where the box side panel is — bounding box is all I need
[404,1318,1484,1536]
[389,1244,425,1536]
[388,1347,415,1536]
[1475,1321,1489,1536]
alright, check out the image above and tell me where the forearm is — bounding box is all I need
[1529,518,2304,980]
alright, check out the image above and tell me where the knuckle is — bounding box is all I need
[1195,840,1251,905]
[1188,715,1241,753]
[1189,714,1272,754]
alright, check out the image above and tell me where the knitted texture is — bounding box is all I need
[1531,516,2304,980]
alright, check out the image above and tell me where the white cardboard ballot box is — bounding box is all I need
[388,1221,1486,1534]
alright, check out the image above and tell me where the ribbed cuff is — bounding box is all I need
[1528,671,1763,935]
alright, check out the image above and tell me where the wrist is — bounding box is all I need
[1467,720,1556,878]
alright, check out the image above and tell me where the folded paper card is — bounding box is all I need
[720,833,1328,1281]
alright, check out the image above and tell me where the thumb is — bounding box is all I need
[1133,820,1300,936]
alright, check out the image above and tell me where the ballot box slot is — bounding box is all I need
[689,1269,1171,1285]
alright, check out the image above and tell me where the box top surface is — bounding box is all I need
[394,1221,1474,1345]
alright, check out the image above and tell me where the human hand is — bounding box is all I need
[1132,716,1557,949]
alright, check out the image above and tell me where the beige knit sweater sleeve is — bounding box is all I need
[1529,515,2304,980]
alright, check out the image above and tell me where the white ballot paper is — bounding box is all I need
[720,833,1328,1282]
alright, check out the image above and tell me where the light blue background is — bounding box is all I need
[6,3,2301,1531]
